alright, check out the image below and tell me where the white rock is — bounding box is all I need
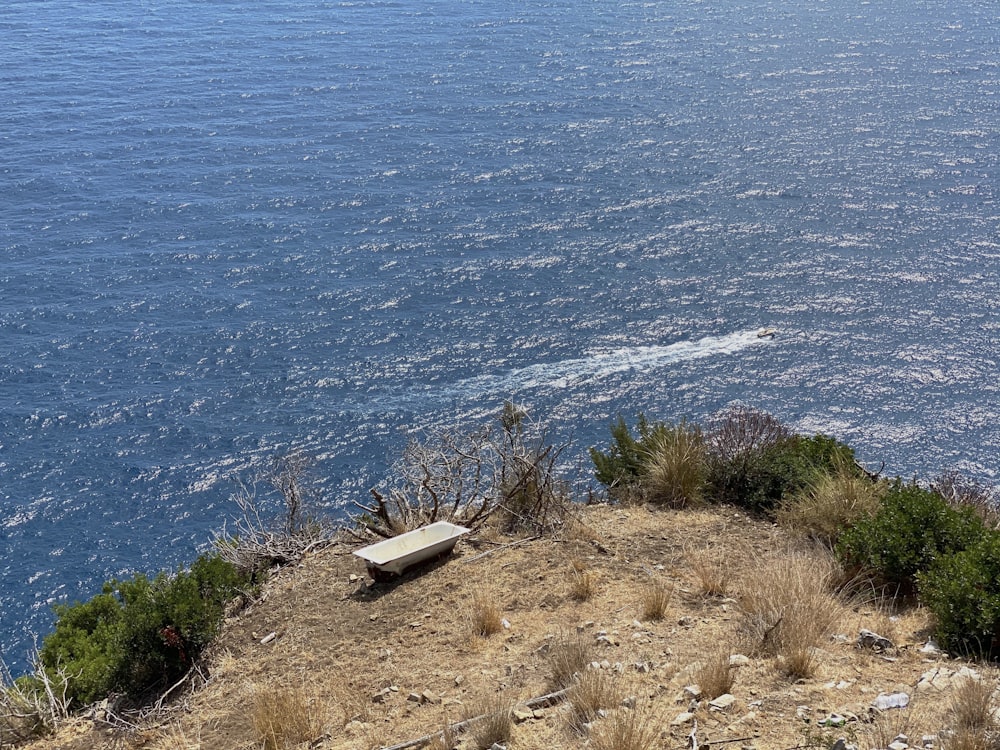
[671,711,695,726]
[709,694,737,711]
[729,654,751,667]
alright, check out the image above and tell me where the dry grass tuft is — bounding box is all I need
[695,648,735,700]
[548,633,593,691]
[776,462,883,547]
[947,674,999,746]
[566,669,622,734]
[863,705,929,750]
[686,546,730,597]
[640,576,672,621]
[589,704,661,750]
[468,589,504,637]
[467,692,514,750]
[737,547,846,679]
[426,723,458,750]
[642,420,707,509]
[569,558,598,602]
[251,685,324,750]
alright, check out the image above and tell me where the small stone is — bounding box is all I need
[874,692,910,710]
[678,615,695,627]
[454,675,465,686]
[796,706,811,722]
[349,573,360,582]
[622,695,637,709]
[857,629,894,652]
[421,690,442,705]
[501,618,511,629]
[671,712,695,726]
[407,692,422,703]
[512,707,535,723]
[888,742,908,750]
[683,684,702,700]
[819,714,847,728]
[922,735,937,748]
[729,654,751,667]
[710,694,737,711]
[600,659,611,670]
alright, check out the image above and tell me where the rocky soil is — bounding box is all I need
[24,503,997,750]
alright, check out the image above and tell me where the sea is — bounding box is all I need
[2,0,999,670]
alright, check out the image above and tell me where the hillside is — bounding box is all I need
[23,502,993,750]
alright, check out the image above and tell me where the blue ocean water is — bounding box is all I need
[2,0,999,666]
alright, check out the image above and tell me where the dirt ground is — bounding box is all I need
[24,503,995,750]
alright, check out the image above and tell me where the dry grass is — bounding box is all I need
[686,545,730,597]
[426,723,457,750]
[467,692,514,750]
[251,685,325,750]
[863,705,929,750]
[642,420,707,509]
[548,633,593,691]
[694,648,735,700]
[946,674,999,749]
[640,576,672,621]
[565,670,622,734]
[589,704,661,750]
[468,589,504,637]
[736,547,846,679]
[569,558,598,602]
[776,462,883,547]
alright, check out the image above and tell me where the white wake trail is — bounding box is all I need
[351,329,774,414]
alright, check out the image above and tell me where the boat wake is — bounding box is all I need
[358,329,774,414]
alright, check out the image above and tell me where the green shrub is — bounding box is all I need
[707,426,858,513]
[590,414,668,493]
[643,419,707,508]
[918,533,1000,657]
[836,481,986,592]
[40,553,250,706]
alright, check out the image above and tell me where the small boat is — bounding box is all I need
[353,521,471,581]
[756,327,777,339]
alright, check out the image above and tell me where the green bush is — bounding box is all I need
[589,415,669,498]
[836,481,986,592]
[918,532,1000,657]
[707,430,858,513]
[40,553,250,706]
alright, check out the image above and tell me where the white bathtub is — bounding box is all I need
[353,521,471,579]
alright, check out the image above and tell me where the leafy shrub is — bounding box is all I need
[836,480,986,592]
[918,533,1000,657]
[704,405,790,509]
[589,414,669,498]
[707,410,858,514]
[40,553,251,706]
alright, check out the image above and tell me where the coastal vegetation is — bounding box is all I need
[4,401,1000,749]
